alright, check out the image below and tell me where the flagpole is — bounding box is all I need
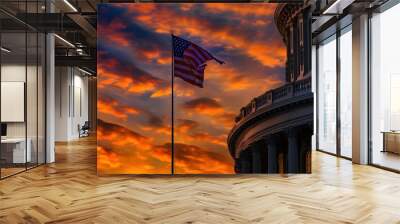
[171,34,175,175]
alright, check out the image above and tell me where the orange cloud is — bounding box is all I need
[181,97,236,129]
[97,4,286,175]
[206,63,283,91]
[150,82,195,98]
[109,34,130,47]
[176,86,195,97]
[127,4,156,13]
[150,86,170,98]
[157,56,171,65]
[98,20,130,46]
[97,119,171,174]
[98,119,233,174]
[184,132,226,146]
[154,143,233,174]
[176,119,198,133]
[140,49,171,65]
[180,4,194,12]
[121,4,285,68]
[203,3,276,16]
[127,78,158,94]
[99,18,170,66]
[98,122,152,150]
[173,119,227,147]
[182,97,225,116]
[215,112,237,130]
[98,98,139,121]
[97,146,122,169]
[141,125,170,136]
[97,65,161,95]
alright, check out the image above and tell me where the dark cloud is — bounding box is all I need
[182,97,222,110]
[115,3,285,68]
[97,49,170,97]
[98,119,148,142]
[147,113,164,128]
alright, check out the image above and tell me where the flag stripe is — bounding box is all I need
[174,57,205,78]
[174,63,203,79]
[175,70,203,81]
[192,44,212,60]
[172,35,223,87]
[184,49,203,66]
[185,47,206,62]
[175,72,203,87]
[174,58,195,69]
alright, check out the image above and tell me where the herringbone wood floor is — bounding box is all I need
[1,136,400,224]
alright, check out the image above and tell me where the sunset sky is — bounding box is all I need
[97,3,286,174]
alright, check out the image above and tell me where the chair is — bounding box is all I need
[79,121,90,138]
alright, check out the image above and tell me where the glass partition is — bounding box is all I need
[317,35,337,154]
[0,1,46,179]
[1,30,28,177]
[339,27,352,158]
[370,4,400,171]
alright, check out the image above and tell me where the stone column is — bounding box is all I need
[251,144,262,173]
[266,136,278,173]
[234,158,241,174]
[287,129,299,173]
[240,149,252,173]
[299,126,312,173]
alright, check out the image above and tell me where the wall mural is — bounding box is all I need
[97,3,313,175]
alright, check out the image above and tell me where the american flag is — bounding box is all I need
[172,35,224,88]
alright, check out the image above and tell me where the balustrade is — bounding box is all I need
[235,77,311,123]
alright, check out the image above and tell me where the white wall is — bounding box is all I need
[55,67,70,141]
[0,65,41,138]
[55,67,89,141]
[1,65,26,139]
[72,73,89,138]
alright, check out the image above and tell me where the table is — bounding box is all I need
[1,138,31,164]
[382,131,400,154]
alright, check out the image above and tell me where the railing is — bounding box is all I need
[235,76,311,123]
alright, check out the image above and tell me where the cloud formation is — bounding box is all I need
[182,97,224,115]
[97,119,233,174]
[203,3,275,16]
[118,3,285,68]
[97,119,170,174]
[97,3,285,174]
[98,98,139,121]
[181,97,236,129]
[154,143,233,174]
[97,53,164,95]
